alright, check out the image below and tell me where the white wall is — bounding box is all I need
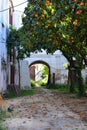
[0,0,9,93]
[13,11,23,29]
[27,50,68,84]
[15,60,31,89]
[28,50,87,85]
[12,1,31,89]
[12,0,28,29]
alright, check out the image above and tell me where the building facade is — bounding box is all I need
[28,50,69,85]
[9,0,31,89]
[0,0,9,93]
[28,50,87,85]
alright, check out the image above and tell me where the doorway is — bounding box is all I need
[29,61,50,87]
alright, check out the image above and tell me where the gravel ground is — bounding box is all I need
[3,88,87,130]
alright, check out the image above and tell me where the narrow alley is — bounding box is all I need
[4,88,87,130]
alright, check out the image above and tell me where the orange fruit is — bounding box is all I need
[37,22,41,26]
[46,0,50,4]
[80,2,85,6]
[76,10,82,15]
[50,2,52,6]
[35,14,38,18]
[74,0,78,2]
[41,14,45,18]
[73,19,78,25]
[48,24,51,27]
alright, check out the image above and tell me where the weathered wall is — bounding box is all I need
[0,0,9,93]
[11,1,31,89]
[15,60,31,89]
[27,50,68,84]
[12,11,23,29]
[82,67,87,83]
[27,50,87,85]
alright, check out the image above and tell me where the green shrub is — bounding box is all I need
[21,89,36,96]
[6,91,18,98]
[30,80,36,88]
[6,88,42,99]
[0,109,7,130]
[37,79,47,86]
[0,125,5,130]
[0,109,7,120]
[46,83,68,93]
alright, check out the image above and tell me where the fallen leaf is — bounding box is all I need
[64,124,70,127]
[79,112,85,118]
[65,114,75,119]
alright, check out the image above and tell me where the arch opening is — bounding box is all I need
[29,61,50,88]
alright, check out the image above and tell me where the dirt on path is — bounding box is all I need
[4,88,87,130]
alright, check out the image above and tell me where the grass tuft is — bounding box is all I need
[0,109,8,130]
[6,88,42,99]
[46,83,68,93]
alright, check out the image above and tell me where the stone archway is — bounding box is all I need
[29,60,51,86]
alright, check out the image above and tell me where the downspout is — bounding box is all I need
[9,0,14,85]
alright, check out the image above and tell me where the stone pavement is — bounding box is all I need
[4,88,87,130]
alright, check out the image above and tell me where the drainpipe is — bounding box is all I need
[9,0,14,86]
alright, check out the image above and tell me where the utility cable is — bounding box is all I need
[0,1,28,12]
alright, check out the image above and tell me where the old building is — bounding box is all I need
[9,0,31,89]
[0,0,9,93]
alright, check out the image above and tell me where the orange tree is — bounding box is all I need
[19,0,87,96]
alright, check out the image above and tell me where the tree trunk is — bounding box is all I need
[18,59,20,87]
[17,59,21,96]
[68,67,77,93]
[68,60,77,93]
[77,69,84,96]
